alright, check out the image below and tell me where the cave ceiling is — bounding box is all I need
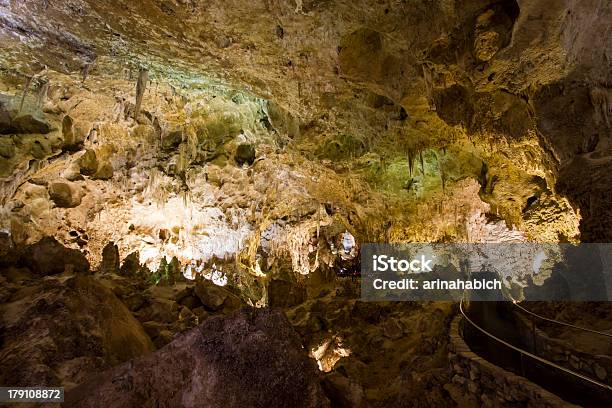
[0,0,610,272]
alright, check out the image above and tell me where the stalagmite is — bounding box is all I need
[36,79,49,108]
[19,76,33,112]
[134,67,149,120]
[407,149,415,177]
[419,151,424,175]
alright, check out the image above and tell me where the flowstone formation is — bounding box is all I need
[0,0,610,406]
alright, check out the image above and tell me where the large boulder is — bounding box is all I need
[10,114,52,134]
[19,236,90,275]
[61,161,84,181]
[194,279,242,312]
[48,180,84,208]
[1,96,52,134]
[77,149,98,175]
[0,273,155,388]
[0,99,52,134]
[65,308,330,408]
[62,115,92,151]
[92,161,113,180]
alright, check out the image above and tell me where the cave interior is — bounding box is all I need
[0,0,611,407]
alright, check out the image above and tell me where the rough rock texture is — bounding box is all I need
[19,236,89,275]
[65,308,330,408]
[92,161,113,180]
[0,137,16,158]
[0,97,52,134]
[0,267,154,389]
[286,279,457,407]
[99,241,120,274]
[77,149,98,175]
[0,2,610,406]
[235,143,256,166]
[194,279,242,313]
[48,179,84,207]
[1,0,608,251]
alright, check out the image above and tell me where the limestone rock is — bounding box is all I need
[139,298,180,324]
[474,30,501,62]
[120,251,146,277]
[1,96,52,135]
[162,129,183,150]
[194,279,242,312]
[92,161,113,180]
[124,292,146,311]
[0,232,16,266]
[19,236,90,275]
[0,137,16,158]
[268,279,307,308]
[0,273,154,388]
[180,295,202,310]
[191,306,209,322]
[100,242,120,274]
[62,115,81,150]
[65,308,330,408]
[382,317,404,340]
[593,363,607,381]
[62,115,91,151]
[194,279,227,310]
[22,182,48,198]
[11,114,52,134]
[29,139,50,159]
[78,149,98,175]
[235,143,255,166]
[322,372,364,408]
[48,180,84,208]
[62,161,84,181]
[0,101,10,133]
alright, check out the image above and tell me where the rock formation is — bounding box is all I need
[65,308,330,408]
[0,0,610,406]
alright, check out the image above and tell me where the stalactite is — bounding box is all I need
[422,64,434,110]
[19,76,33,113]
[36,79,49,108]
[441,167,447,193]
[479,161,488,191]
[134,68,149,120]
[407,148,415,177]
[419,151,424,175]
[81,64,90,82]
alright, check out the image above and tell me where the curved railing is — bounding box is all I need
[459,298,612,394]
[509,299,612,339]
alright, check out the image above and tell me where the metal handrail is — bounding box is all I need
[459,298,612,393]
[510,299,612,339]
[466,262,612,339]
